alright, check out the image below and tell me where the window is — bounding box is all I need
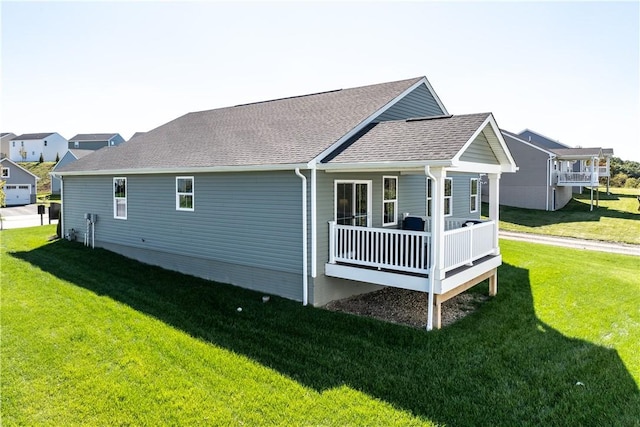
[1,167,9,178]
[12,141,15,147]
[176,176,194,211]
[382,176,398,226]
[426,178,432,217]
[470,178,479,213]
[113,177,127,219]
[444,178,453,216]
[74,141,79,148]
[44,140,48,146]
[335,180,371,227]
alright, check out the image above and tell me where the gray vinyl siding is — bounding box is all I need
[51,152,78,194]
[1,160,37,188]
[399,175,427,217]
[69,141,109,150]
[374,84,444,122]
[449,173,481,219]
[460,132,499,164]
[62,171,307,300]
[497,134,552,210]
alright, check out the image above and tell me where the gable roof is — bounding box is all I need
[0,158,40,179]
[501,129,556,156]
[57,77,443,174]
[11,133,56,141]
[517,129,569,150]
[324,113,517,173]
[550,147,603,160]
[69,133,119,142]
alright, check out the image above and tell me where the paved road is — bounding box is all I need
[1,205,59,230]
[500,230,640,257]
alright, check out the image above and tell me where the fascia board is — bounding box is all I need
[318,160,453,172]
[54,163,310,176]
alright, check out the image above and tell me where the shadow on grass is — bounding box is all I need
[10,241,640,426]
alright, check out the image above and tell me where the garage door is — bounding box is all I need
[5,184,32,206]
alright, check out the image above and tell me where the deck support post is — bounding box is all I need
[489,271,497,296]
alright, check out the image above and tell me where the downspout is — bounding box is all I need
[310,167,317,278]
[546,155,552,211]
[295,168,308,306]
[424,166,437,331]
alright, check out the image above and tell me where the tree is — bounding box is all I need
[55,152,60,163]
[0,180,5,207]
[39,152,44,163]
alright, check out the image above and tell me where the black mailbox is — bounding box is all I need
[37,205,45,215]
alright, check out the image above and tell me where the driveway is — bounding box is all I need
[1,204,59,230]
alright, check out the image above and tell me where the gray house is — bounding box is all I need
[51,149,95,195]
[1,133,17,159]
[55,77,517,329]
[494,129,613,211]
[68,133,125,150]
[1,158,38,205]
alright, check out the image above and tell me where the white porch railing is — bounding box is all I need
[328,220,497,276]
[329,223,431,274]
[442,221,496,272]
[598,166,609,177]
[556,171,598,185]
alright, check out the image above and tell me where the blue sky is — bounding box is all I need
[2,1,639,161]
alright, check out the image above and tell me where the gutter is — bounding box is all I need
[294,168,309,306]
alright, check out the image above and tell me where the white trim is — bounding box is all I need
[294,168,308,306]
[312,77,440,164]
[470,178,479,213]
[444,177,453,217]
[319,159,453,172]
[1,167,9,178]
[175,176,195,211]
[452,115,517,173]
[0,157,40,179]
[382,175,398,227]
[54,163,309,176]
[310,167,317,278]
[113,177,127,220]
[325,263,429,292]
[333,179,372,227]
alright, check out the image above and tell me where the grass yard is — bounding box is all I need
[2,226,639,426]
[487,187,640,244]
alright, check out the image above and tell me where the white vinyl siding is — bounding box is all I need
[176,176,194,211]
[470,178,479,213]
[382,176,398,226]
[113,177,127,219]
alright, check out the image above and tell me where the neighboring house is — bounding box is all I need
[55,76,517,329]
[51,149,95,195]
[1,133,17,159]
[9,133,68,162]
[68,133,125,150]
[491,129,613,211]
[1,158,38,205]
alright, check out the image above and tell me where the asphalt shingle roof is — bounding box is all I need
[12,133,55,140]
[69,133,118,141]
[325,113,491,164]
[59,77,424,173]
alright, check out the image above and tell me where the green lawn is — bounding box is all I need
[487,187,640,244]
[2,226,639,426]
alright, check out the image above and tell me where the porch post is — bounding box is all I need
[430,167,446,280]
[488,173,500,255]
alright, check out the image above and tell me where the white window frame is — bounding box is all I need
[176,176,194,211]
[113,177,127,220]
[1,167,9,178]
[444,177,453,217]
[382,176,398,227]
[334,180,372,227]
[470,178,479,213]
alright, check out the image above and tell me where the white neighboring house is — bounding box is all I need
[1,158,39,205]
[1,133,17,159]
[9,133,68,162]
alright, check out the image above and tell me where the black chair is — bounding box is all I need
[402,216,425,231]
